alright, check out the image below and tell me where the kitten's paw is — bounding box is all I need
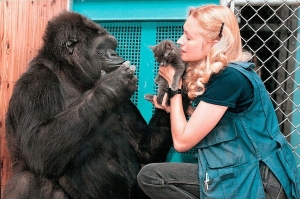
[144,94,154,102]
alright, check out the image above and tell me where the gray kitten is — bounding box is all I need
[145,40,186,105]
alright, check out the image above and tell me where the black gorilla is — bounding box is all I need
[3,11,173,199]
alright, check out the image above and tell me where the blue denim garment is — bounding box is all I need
[194,62,300,199]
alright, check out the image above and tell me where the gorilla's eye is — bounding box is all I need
[97,49,106,57]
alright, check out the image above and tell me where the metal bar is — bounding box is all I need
[220,0,300,6]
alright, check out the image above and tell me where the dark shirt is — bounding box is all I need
[194,66,254,113]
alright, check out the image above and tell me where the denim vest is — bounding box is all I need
[195,62,300,199]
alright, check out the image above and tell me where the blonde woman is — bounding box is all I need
[137,4,300,199]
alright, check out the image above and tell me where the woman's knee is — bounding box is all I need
[138,164,158,187]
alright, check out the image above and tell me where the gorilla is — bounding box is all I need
[3,11,173,199]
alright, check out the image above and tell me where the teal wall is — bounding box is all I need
[72,0,218,21]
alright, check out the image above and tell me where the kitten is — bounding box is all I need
[145,40,186,105]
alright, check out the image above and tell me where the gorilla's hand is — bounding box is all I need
[97,61,137,102]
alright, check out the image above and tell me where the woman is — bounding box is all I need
[137,4,300,199]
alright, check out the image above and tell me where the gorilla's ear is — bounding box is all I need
[62,38,78,54]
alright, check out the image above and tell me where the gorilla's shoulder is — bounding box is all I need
[16,63,60,92]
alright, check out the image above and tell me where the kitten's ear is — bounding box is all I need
[165,41,172,50]
[150,46,155,51]
[163,41,173,57]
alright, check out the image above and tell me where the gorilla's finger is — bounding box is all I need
[129,65,136,73]
[129,76,138,92]
[101,70,106,76]
[120,61,135,74]
[118,64,134,77]
[128,75,137,85]
[122,60,131,68]
[132,76,138,85]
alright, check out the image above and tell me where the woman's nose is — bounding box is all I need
[177,35,184,46]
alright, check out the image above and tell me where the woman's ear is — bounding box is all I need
[210,40,219,48]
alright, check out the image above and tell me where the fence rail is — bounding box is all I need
[221,0,300,6]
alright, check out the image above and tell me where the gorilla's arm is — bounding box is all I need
[134,92,191,164]
[116,101,172,164]
[6,62,137,178]
[141,108,173,163]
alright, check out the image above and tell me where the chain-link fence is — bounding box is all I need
[221,0,300,168]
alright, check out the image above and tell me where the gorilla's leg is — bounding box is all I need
[3,171,68,199]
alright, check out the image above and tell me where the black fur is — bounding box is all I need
[3,11,173,199]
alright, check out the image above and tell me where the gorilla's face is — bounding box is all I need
[78,33,125,88]
[43,11,126,89]
[91,35,125,73]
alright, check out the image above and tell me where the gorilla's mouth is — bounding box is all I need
[102,61,125,73]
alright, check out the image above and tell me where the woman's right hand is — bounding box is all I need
[159,65,176,86]
[152,94,171,113]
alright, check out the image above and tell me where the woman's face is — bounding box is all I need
[177,16,212,62]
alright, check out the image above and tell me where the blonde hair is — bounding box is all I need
[184,5,243,99]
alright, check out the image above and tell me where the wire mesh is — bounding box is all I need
[230,0,300,168]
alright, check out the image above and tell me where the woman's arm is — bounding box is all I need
[170,98,227,152]
[156,65,228,152]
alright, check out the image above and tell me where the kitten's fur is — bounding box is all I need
[145,40,186,105]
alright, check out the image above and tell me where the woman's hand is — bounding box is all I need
[151,95,195,116]
[152,94,171,113]
[159,65,176,86]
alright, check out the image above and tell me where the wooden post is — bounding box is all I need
[0,0,69,196]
